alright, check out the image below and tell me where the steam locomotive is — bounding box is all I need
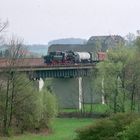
[44,51,106,64]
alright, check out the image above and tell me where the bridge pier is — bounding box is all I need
[38,78,44,91]
[34,78,44,91]
[33,77,83,110]
[33,76,102,110]
[46,78,80,109]
[44,76,102,110]
[101,78,105,104]
[78,77,82,110]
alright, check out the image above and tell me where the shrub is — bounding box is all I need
[11,90,58,133]
[109,113,139,132]
[0,74,58,136]
[124,118,140,140]
[75,113,140,140]
[38,90,58,129]
[76,119,117,140]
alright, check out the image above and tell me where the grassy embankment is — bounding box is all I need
[3,118,93,140]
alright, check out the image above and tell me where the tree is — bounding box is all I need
[0,38,30,135]
[0,21,58,136]
[0,20,8,44]
[130,37,140,111]
[0,20,8,33]
[95,45,133,113]
[125,32,136,47]
[0,38,58,136]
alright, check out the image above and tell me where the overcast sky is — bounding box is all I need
[0,0,140,44]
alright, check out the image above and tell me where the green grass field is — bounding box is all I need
[2,118,93,140]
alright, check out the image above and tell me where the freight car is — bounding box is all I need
[44,51,106,64]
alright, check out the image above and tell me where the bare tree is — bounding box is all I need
[0,20,8,44]
[0,37,37,135]
[0,20,8,33]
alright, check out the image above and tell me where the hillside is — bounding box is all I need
[48,38,87,46]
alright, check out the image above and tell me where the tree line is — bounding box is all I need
[0,20,58,136]
[94,36,140,113]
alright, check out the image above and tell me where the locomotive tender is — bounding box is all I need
[44,51,106,64]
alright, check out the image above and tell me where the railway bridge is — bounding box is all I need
[0,58,98,109]
[0,58,95,77]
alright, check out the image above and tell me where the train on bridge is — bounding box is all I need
[44,51,106,65]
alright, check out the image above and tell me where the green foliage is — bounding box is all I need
[75,113,140,140]
[13,86,58,133]
[135,37,140,52]
[76,119,117,140]
[38,90,58,129]
[95,44,140,113]
[124,118,140,140]
[109,113,139,132]
[0,73,58,136]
